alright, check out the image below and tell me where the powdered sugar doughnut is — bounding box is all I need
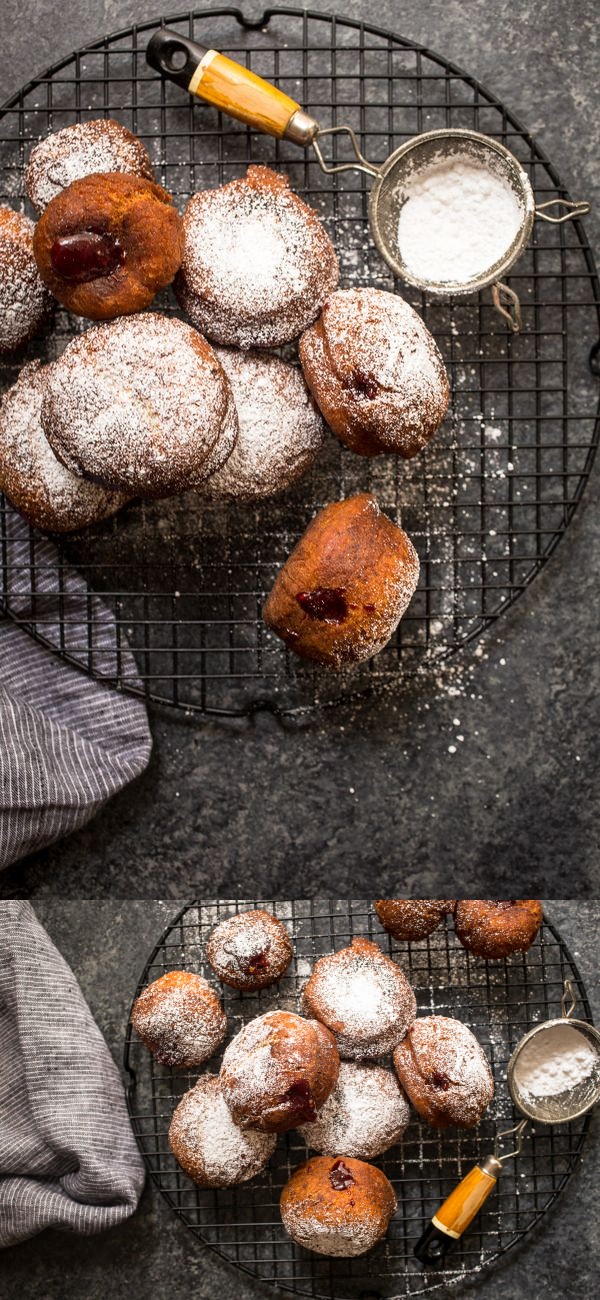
[206,909,293,991]
[298,1062,410,1159]
[0,361,128,532]
[299,287,449,457]
[375,899,456,941]
[220,1010,340,1133]
[454,899,543,959]
[41,313,238,497]
[303,937,417,1059]
[262,493,420,668]
[130,970,227,1069]
[169,1075,276,1187]
[0,207,53,352]
[280,1155,397,1257]
[393,1016,494,1129]
[25,118,155,212]
[206,349,325,500]
[175,165,339,349]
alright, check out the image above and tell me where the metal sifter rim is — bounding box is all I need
[369,127,536,296]
[507,1015,600,1123]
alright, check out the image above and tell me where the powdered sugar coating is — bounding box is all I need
[0,206,53,351]
[220,1010,339,1132]
[375,899,456,941]
[0,361,128,532]
[206,908,293,991]
[393,1015,494,1129]
[131,970,227,1069]
[175,166,339,349]
[304,937,417,1059]
[454,900,543,959]
[299,287,449,457]
[25,118,155,212]
[299,1062,410,1158]
[205,349,325,500]
[41,313,238,497]
[169,1075,276,1186]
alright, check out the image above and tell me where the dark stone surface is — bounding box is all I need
[0,0,598,898]
[0,900,598,1300]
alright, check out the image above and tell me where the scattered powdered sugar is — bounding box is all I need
[304,937,416,1058]
[131,971,227,1069]
[0,361,128,532]
[396,1015,494,1127]
[513,1024,597,1099]
[25,118,155,211]
[175,165,339,349]
[169,1075,276,1187]
[41,313,236,497]
[0,206,53,351]
[205,349,325,500]
[397,153,524,284]
[299,1062,410,1158]
[299,287,448,456]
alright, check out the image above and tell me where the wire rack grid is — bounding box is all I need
[124,900,593,1298]
[0,7,599,717]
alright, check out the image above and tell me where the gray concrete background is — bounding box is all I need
[0,0,598,899]
[0,899,598,1300]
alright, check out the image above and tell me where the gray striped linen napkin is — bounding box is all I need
[0,901,145,1246]
[0,512,152,869]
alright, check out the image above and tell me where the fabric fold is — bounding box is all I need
[0,901,145,1245]
[0,511,152,869]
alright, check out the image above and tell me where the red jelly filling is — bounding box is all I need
[351,367,379,399]
[284,1080,316,1123]
[296,587,348,622]
[240,946,270,976]
[329,1159,355,1190]
[50,231,125,283]
[430,1070,452,1091]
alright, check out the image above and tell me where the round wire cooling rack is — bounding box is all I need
[124,901,593,1299]
[1,8,599,718]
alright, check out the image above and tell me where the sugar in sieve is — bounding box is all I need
[415,979,600,1265]
[147,29,590,332]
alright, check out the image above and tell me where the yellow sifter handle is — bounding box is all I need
[146,28,319,144]
[414,1155,502,1265]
